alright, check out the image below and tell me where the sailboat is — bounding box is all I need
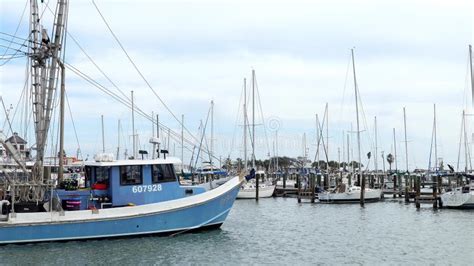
[0,0,242,244]
[236,71,276,199]
[318,49,382,203]
[440,44,474,209]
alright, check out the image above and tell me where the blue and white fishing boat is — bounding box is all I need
[0,0,242,244]
[0,157,242,244]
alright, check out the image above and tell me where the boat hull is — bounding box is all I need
[319,189,382,203]
[237,185,276,199]
[441,191,474,209]
[0,177,242,244]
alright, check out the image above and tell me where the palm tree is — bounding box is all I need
[387,153,394,172]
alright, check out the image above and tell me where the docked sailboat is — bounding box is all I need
[440,45,474,209]
[237,170,276,199]
[318,49,382,204]
[0,0,242,244]
[440,181,474,209]
[235,70,275,199]
[319,183,382,203]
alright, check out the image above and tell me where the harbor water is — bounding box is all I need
[1,198,473,265]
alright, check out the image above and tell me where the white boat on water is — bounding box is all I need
[319,183,382,203]
[441,182,474,209]
[237,171,276,199]
[276,179,297,189]
[237,182,276,199]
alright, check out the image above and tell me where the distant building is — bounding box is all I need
[4,132,30,159]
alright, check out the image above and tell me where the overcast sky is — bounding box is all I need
[1,0,473,171]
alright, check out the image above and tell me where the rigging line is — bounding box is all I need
[0,37,30,48]
[0,43,28,55]
[227,81,245,159]
[0,0,28,59]
[313,107,329,162]
[0,31,38,42]
[1,0,51,67]
[356,84,374,153]
[66,33,130,101]
[65,90,83,160]
[43,2,131,116]
[91,0,200,145]
[65,66,202,157]
[0,97,19,150]
[338,51,352,125]
[254,73,272,157]
[193,108,211,169]
[1,77,29,134]
[65,62,210,156]
[0,55,26,60]
[65,61,211,158]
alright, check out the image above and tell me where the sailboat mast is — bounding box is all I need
[101,115,105,153]
[252,70,256,169]
[131,90,136,159]
[393,128,398,172]
[434,104,438,170]
[374,116,378,182]
[275,130,279,172]
[351,49,364,205]
[117,119,121,160]
[210,100,214,166]
[182,114,184,170]
[316,114,320,168]
[403,107,409,173]
[469,45,473,108]
[351,51,363,178]
[243,78,247,171]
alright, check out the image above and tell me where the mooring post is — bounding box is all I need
[323,173,328,190]
[311,174,315,203]
[432,177,438,209]
[393,174,397,198]
[297,175,301,203]
[415,175,421,209]
[283,173,287,189]
[404,174,409,203]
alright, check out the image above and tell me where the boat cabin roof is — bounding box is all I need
[84,157,182,167]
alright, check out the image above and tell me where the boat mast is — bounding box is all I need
[31,0,68,182]
[374,116,378,184]
[351,49,364,206]
[275,130,279,173]
[117,119,121,159]
[58,61,66,183]
[433,104,438,171]
[210,100,214,168]
[393,128,398,172]
[252,70,256,170]
[252,69,258,200]
[131,90,136,159]
[156,114,160,158]
[470,45,473,108]
[182,114,184,170]
[403,107,409,174]
[325,103,329,178]
[243,78,247,171]
[101,115,105,153]
[316,114,320,169]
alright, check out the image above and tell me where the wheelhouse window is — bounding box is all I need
[120,165,143,185]
[152,164,176,183]
[95,167,110,183]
